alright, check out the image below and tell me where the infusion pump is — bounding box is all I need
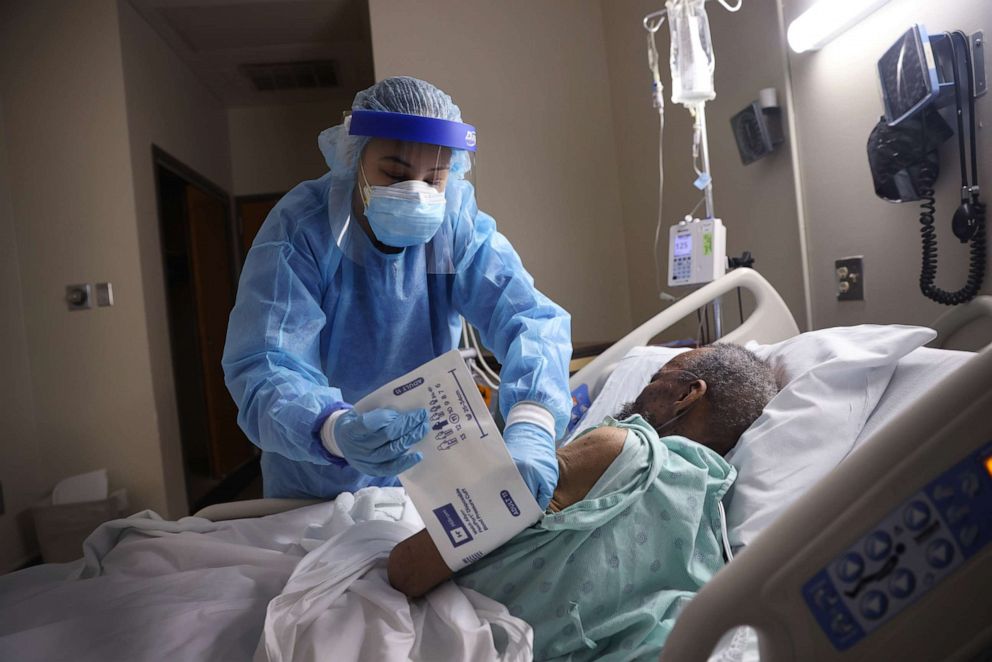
[668,217,727,287]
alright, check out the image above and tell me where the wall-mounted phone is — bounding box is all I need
[668,217,726,287]
[867,25,986,305]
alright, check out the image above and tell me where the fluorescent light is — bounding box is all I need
[787,0,891,53]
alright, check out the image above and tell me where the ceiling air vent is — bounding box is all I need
[241,60,338,91]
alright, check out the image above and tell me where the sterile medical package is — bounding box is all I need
[355,350,543,570]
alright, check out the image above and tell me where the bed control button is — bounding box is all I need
[830,613,854,635]
[860,591,888,620]
[959,472,980,498]
[932,484,955,502]
[946,504,970,525]
[903,501,931,531]
[888,569,915,599]
[958,524,979,548]
[836,553,864,582]
[926,539,954,569]
[812,585,839,609]
[830,612,856,635]
[864,532,892,560]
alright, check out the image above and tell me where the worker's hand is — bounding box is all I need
[330,408,428,476]
[503,422,559,510]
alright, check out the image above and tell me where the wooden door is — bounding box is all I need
[237,195,282,260]
[185,185,254,476]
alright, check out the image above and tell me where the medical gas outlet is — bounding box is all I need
[668,217,726,287]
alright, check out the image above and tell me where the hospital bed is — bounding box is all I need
[2,269,988,661]
[564,269,992,661]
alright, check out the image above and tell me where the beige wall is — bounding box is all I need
[367,0,633,343]
[0,95,44,572]
[0,0,169,550]
[784,0,992,329]
[601,0,808,338]
[228,97,353,196]
[117,0,235,517]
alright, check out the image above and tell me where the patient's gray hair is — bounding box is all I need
[678,344,777,452]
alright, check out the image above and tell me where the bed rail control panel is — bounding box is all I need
[803,441,992,651]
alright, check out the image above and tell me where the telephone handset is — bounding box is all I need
[867,25,986,305]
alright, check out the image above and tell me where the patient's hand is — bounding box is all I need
[387,425,626,598]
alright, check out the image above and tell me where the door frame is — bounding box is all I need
[152,146,257,512]
[152,146,241,277]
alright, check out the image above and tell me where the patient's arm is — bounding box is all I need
[387,426,626,598]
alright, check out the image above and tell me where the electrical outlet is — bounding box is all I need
[836,257,864,301]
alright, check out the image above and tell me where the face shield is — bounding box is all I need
[338,110,478,273]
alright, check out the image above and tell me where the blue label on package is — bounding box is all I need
[433,503,474,547]
[393,377,424,396]
[500,490,521,517]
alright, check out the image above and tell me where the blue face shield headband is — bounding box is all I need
[349,110,477,152]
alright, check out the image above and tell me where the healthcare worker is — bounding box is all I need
[223,77,572,509]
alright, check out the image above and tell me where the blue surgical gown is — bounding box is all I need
[222,173,572,498]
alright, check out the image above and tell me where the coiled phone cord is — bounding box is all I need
[919,183,986,305]
[918,32,986,305]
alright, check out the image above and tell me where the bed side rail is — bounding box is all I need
[568,268,798,397]
[930,295,992,349]
[194,498,323,522]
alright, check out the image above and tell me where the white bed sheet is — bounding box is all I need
[0,487,530,662]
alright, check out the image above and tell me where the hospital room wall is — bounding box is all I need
[228,97,353,196]
[116,0,235,517]
[783,0,992,336]
[600,0,809,339]
[0,97,44,573]
[0,0,166,569]
[367,0,635,343]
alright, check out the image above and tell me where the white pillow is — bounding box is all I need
[725,325,937,548]
[565,346,688,443]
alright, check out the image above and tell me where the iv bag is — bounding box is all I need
[667,0,716,106]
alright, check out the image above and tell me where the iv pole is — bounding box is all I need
[696,104,722,338]
[644,0,740,340]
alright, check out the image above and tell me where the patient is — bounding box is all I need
[389,344,777,659]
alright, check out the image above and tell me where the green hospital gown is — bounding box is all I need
[455,415,736,661]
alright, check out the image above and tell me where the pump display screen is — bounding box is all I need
[674,234,692,257]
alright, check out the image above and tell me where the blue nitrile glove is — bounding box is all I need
[503,422,559,510]
[326,408,428,476]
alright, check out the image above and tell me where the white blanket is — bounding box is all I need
[0,487,531,662]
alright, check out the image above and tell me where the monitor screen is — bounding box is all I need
[674,234,692,257]
[878,26,936,124]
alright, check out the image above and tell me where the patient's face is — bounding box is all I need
[616,349,711,432]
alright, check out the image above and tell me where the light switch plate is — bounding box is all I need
[836,257,864,301]
[96,282,114,307]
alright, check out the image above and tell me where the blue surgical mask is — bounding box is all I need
[361,167,446,248]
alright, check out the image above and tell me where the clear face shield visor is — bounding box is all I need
[341,110,478,273]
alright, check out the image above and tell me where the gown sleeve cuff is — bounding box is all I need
[505,402,556,439]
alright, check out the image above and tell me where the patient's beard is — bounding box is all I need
[615,401,683,437]
[615,401,659,428]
